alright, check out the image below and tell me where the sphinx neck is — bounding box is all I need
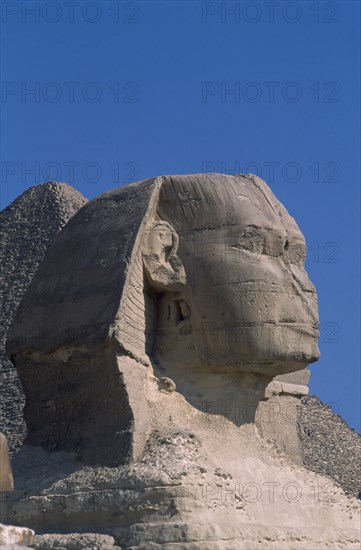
[152,361,273,426]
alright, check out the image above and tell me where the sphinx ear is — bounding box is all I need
[143,221,186,291]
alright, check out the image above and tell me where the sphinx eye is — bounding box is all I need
[286,241,306,266]
[234,226,265,254]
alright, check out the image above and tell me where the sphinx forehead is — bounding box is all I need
[159,174,303,241]
[96,173,301,238]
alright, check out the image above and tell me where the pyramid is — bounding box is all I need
[0,182,87,453]
[298,395,361,499]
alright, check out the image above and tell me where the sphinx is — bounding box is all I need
[4,174,359,549]
[6,173,318,465]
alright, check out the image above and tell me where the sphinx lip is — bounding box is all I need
[254,322,320,337]
[222,321,319,331]
[250,321,318,328]
[277,321,319,328]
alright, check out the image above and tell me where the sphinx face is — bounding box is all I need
[153,175,320,375]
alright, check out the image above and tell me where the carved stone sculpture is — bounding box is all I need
[4,174,360,549]
[6,174,319,463]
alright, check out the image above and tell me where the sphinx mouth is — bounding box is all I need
[256,322,320,339]
[226,321,319,332]
[256,321,318,328]
[278,321,319,328]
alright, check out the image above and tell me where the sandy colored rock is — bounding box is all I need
[33,532,119,549]
[0,523,34,547]
[0,433,14,492]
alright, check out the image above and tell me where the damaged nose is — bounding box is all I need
[290,265,316,293]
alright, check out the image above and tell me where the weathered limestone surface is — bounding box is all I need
[33,532,120,549]
[0,433,14,492]
[0,523,34,547]
[2,429,360,549]
[3,174,361,549]
[0,435,33,548]
[0,182,87,454]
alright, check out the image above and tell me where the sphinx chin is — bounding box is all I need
[225,344,320,375]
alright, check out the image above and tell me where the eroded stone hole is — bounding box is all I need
[174,299,190,324]
[174,300,185,323]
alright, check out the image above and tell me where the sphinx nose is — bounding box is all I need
[287,265,319,324]
[289,265,316,293]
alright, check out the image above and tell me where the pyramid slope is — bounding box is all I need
[298,395,361,499]
[0,182,87,453]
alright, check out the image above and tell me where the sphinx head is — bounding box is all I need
[7,173,319,464]
[142,174,320,376]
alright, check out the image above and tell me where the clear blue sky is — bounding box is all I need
[1,1,360,431]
